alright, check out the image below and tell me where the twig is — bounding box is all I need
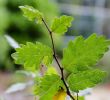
[42,18,75,100]
[77,92,79,100]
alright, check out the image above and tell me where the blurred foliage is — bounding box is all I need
[0,0,10,70]
[0,0,60,71]
[58,0,82,5]
[0,8,9,34]
[0,35,9,65]
[72,0,82,5]
[0,0,9,34]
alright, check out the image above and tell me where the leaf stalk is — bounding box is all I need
[42,18,75,100]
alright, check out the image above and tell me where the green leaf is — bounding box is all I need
[78,96,84,100]
[34,74,63,100]
[67,69,106,92]
[45,65,58,75]
[51,15,73,35]
[0,35,9,64]
[12,42,53,71]
[62,33,110,73]
[19,5,43,24]
[75,96,84,100]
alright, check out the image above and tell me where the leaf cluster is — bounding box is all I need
[12,5,110,100]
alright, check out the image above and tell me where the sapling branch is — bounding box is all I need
[13,6,109,100]
[76,92,79,100]
[42,18,75,100]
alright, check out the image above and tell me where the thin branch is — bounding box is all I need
[76,92,79,100]
[42,18,75,100]
[42,19,55,55]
